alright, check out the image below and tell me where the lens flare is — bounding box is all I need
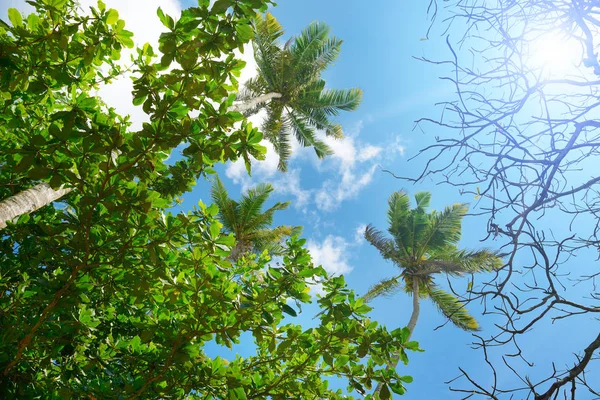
[526,31,582,78]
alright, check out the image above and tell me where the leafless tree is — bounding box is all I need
[404,0,600,398]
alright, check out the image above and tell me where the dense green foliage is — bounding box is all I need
[0,0,416,398]
[239,13,363,170]
[364,191,502,331]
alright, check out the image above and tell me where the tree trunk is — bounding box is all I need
[373,278,420,396]
[228,240,253,262]
[0,183,72,230]
[405,279,421,338]
[229,92,282,113]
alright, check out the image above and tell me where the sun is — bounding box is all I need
[526,31,583,78]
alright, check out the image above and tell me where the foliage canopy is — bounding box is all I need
[0,1,416,398]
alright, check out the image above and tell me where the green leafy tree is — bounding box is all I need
[231,13,363,170]
[0,1,417,398]
[364,191,502,394]
[210,176,300,261]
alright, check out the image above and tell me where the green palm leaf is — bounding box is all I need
[364,224,405,261]
[210,177,238,233]
[428,286,480,331]
[252,13,284,88]
[238,183,274,230]
[300,88,363,115]
[422,249,503,276]
[363,275,403,303]
[286,111,332,159]
[415,202,468,259]
[290,21,331,67]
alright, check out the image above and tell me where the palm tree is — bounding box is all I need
[231,13,363,171]
[210,176,300,261]
[364,191,502,394]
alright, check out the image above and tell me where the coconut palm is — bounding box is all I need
[364,191,502,394]
[231,13,363,171]
[210,176,300,261]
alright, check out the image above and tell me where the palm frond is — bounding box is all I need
[290,21,331,68]
[364,224,405,262]
[286,111,332,159]
[386,191,412,257]
[238,183,274,231]
[252,13,284,88]
[210,176,238,233]
[415,202,468,258]
[428,286,480,331]
[311,88,363,114]
[422,249,503,276]
[246,200,290,232]
[363,275,403,303]
[413,192,432,210]
[294,103,344,138]
[312,36,343,71]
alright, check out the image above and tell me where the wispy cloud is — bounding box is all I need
[307,235,354,295]
[227,120,405,212]
[313,121,404,211]
[354,223,367,244]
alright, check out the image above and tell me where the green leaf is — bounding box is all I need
[235,23,254,41]
[106,9,119,25]
[380,383,391,400]
[210,221,221,239]
[116,30,135,48]
[281,303,297,317]
[211,0,231,14]
[8,8,23,28]
[156,7,175,30]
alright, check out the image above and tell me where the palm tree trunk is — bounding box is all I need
[229,92,282,113]
[406,279,420,338]
[373,279,420,396]
[0,183,72,230]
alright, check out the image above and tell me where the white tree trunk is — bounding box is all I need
[0,183,72,230]
[373,279,420,396]
[229,92,282,113]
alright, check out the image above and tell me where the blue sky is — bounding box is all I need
[4,0,599,397]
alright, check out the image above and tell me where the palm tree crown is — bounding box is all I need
[210,176,300,261]
[364,191,502,331]
[234,13,363,171]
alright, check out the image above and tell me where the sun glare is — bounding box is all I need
[526,31,582,78]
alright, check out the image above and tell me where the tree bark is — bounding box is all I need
[373,278,420,396]
[0,183,72,230]
[229,92,282,113]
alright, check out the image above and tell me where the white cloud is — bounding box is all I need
[311,122,383,211]
[226,119,406,213]
[307,235,354,295]
[354,224,367,244]
[307,235,353,276]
